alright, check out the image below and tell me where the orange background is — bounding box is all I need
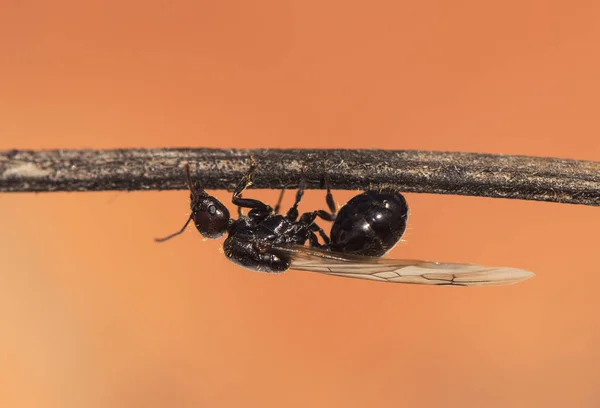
[2,1,600,407]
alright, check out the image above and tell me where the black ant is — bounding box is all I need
[155,161,534,286]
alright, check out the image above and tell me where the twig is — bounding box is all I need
[1,148,600,206]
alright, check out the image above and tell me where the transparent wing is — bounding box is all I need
[271,245,534,286]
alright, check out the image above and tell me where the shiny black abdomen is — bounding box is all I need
[329,190,408,257]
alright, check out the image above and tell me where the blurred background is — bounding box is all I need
[2,1,600,407]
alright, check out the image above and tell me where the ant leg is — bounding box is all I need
[273,186,287,214]
[231,159,272,216]
[273,181,302,214]
[310,222,331,245]
[299,208,335,225]
[286,178,306,221]
[299,212,331,245]
[307,231,325,248]
[324,173,337,216]
[295,174,337,223]
[315,173,337,221]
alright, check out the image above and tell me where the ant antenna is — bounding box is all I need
[184,163,195,195]
[154,163,197,243]
[154,215,194,242]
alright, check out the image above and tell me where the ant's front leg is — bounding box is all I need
[231,159,273,219]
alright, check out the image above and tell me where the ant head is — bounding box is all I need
[190,190,230,239]
[155,164,230,243]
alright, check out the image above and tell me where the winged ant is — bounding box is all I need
[155,160,534,286]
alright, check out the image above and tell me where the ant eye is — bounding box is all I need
[208,205,216,215]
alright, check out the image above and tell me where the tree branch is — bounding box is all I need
[1,148,599,206]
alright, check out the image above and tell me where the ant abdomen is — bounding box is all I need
[329,190,409,257]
